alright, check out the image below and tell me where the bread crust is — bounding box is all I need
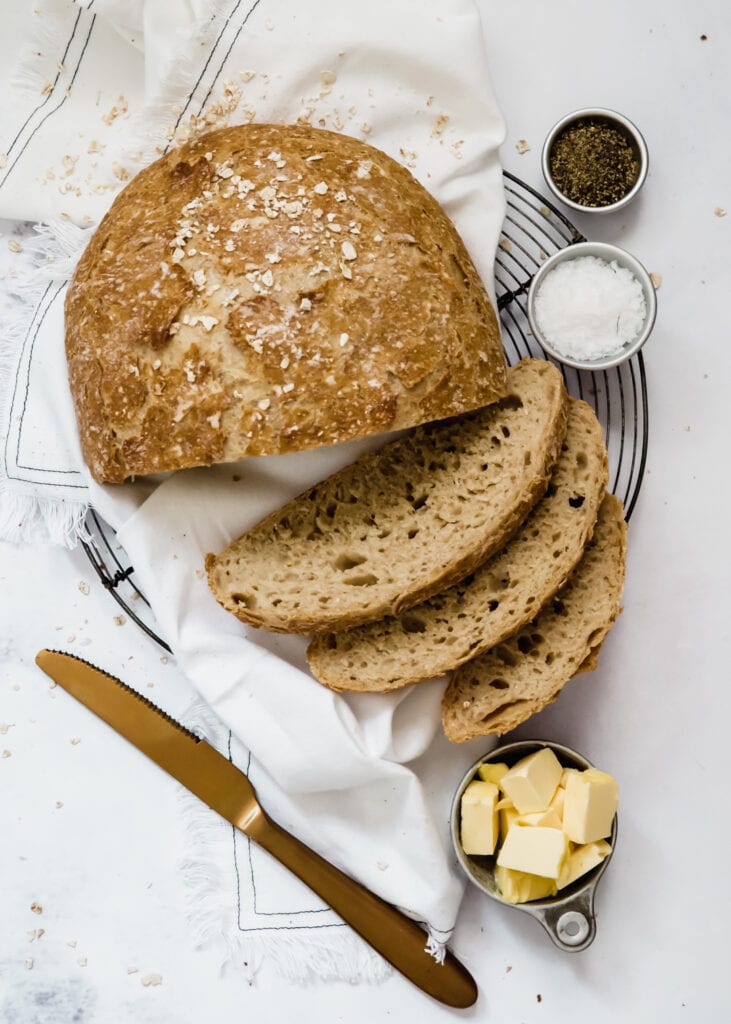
[307,397,608,691]
[65,124,507,483]
[207,359,568,635]
[442,492,627,741]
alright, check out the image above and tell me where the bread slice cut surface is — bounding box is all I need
[307,396,608,691]
[207,358,568,634]
[441,491,627,742]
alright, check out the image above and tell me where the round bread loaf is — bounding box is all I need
[65,124,507,483]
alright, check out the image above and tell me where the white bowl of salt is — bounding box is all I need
[526,241,657,371]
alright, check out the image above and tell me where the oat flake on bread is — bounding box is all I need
[65,124,507,484]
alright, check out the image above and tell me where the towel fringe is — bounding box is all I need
[0,218,92,548]
[175,701,396,985]
[1,2,80,109]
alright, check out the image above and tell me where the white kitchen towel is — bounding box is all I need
[0,0,506,979]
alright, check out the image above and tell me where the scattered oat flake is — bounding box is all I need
[499,239,512,252]
[114,615,126,626]
[102,95,128,125]
[127,966,139,974]
[30,903,43,915]
[25,959,33,970]
[55,801,63,808]
[78,957,88,967]
[78,581,90,595]
[70,737,81,746]
[0,724,11,735]
[67,940,77,948]
[714,207,726,218]
[650,272,662,289]
[7,239,22,252]
[539,205,551,218]
[141,973,163,987]
[0,154,7,168]
[516,139,531,154]
[2,749,12,758]
[431,114,449,138]
[160,656,169,665]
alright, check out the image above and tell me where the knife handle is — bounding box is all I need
[247,810,477,1008]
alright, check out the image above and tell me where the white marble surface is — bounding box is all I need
[2,0,731,1020]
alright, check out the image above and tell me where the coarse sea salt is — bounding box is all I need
[533,255,646,361]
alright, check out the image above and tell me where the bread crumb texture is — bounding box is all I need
[207,359,567,634]
[442,492,627,741]
[308,397,608,691]
[65,124,506,483]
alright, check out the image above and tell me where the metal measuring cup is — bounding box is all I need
[450,739,618,952]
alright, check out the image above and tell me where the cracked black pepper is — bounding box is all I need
[549,119,640,207]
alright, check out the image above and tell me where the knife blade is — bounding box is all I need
[35,649,477,1008]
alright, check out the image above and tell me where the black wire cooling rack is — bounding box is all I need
[81,171,649,652]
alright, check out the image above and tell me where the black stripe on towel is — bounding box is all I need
[0,11,97,192]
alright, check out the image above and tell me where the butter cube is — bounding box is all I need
[549,785,565,822]
[495,864,558,904]
[558,839,612,889]
[460,781,499,855]
[477,762,509,787]
[496,823,569,879]
[560,767,581,789]
[562,769,618,844]
[500,748,563,814]
[497,797,519,838]
[517,807,563,830]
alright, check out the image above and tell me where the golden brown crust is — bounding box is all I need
[65,124,507,483]
[206,359,567,635]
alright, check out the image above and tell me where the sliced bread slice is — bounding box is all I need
[307,397,608,690]
[206,358,568,634]
[442,492,626,741]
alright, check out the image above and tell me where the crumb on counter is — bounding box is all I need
[141,973,163,987]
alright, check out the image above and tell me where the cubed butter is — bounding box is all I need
[496,823,569,879]
[560,767,581,789]
[477,762,509,787]
[549,785,565,822]
[562,768,618,844]
[558,839,612,890]
[500,748,563,813]
[497,797,519,837]
[517,807,563,830]
[494,864,558,904]
[460,780,499,855]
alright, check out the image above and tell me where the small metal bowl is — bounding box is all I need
[526,240,657,371]
[541,107,649,214]
[450,739,618,952]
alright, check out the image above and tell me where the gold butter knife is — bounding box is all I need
[35,649,477,1008]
